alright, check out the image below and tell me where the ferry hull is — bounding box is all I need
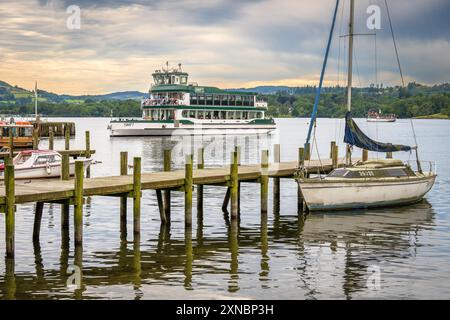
[367,118,396,123]
[298,174,436,211]
[109,124,276,136]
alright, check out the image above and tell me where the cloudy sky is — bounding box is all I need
[0,0,449,94]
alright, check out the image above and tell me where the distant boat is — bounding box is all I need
[296,0,436,211]
[367,110,396,122]
[0,119,34,149]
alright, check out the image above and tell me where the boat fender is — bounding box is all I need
[46,162,51,175]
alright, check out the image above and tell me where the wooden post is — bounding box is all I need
[304,142,311,161]
[61,154,69,180]
[386,151,393,159]
[65,126,70,151]
[362,149,369,162]
[261,150,269,214]
[230,151,239,219]
[332,145,339,168]
[5,164,15,258]
[330,141,336,158]
[61,200,70,235]
[156,190,166,224]
[133,157,141,236]
[222,187,230,213]
[298,147,305,213]
[33,202,44,242]
[32,127,39,150]
[184,154,193,228]
[163,149,171,223]
[197,147,204,219]
[49,127,54,150]
[8,128,13,159]
[273,144,280,215]
[74,161,84,246]
[234,145,241,215]
[85,131,91,178]
[120,151,128,236]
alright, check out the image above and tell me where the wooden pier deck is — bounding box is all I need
[0,159,330,205]
[0,140,351,258]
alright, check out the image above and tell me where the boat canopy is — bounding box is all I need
[344,112,412,152]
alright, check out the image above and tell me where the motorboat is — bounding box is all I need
[0,150,92,179]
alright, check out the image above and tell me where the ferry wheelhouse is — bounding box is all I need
[109,64,276,136]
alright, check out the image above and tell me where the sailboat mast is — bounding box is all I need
[345,0,355,165]
[346,0,354,112]
[35,81,38,118]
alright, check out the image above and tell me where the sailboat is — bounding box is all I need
[296,0,436,211]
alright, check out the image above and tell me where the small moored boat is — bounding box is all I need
[0,150,92,179]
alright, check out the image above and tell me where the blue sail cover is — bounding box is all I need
[344,112,412,152]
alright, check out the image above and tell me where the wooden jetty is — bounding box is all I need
[0,140,353,258]
[32,120,76,137]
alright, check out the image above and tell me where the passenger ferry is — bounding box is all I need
[109,64,276,136]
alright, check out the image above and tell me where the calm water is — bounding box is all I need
[0,117,449,300]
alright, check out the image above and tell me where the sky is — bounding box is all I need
[0,0,449,95]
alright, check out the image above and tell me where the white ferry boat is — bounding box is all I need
[109,64,276,136]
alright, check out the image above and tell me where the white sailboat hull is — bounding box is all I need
[298,174,436,211]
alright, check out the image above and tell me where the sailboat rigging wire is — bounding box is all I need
[385,0,405,87]
[305,0,340,147]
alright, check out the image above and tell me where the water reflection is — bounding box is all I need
[0,201,437,299]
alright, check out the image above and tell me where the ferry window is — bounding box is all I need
[189,110,196,118]
[243,111,248,119]
[206,94,213,106]
[385,168,408,177]
[205,111,212,119]
[220,111,226,119]
[213,111,219,119]
[198,111,204,119]
[242,96,249,106]
[249,112,255,119]
[236,96,242,106]
[221,95,229,106]
[229,95,236,106]
[182,110,188,117]
[213,95,220,105]
[190,94,198,105]
[198,95,205,105]
[181,76,187,84]
[228,111,235,119]
[168,110,174,119]
[236,111,242,119]
[257,112,263,119]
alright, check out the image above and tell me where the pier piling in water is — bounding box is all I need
[133,157,142,236]
[273,144,281,215]
[230,151,239,219]
[49,127,54,150]
[156,189,166,224]
[363,149,369,162]
[330,141,336,158]
[120,151,128,236]
[332,145,339,168]
[33,202,44,242]
[85,131,91,178]
[260,150,269,214]
[61,154,70,180]
[184,154,193,228]
[64,126,70,151]
[5,164,15,258]
[386,152,393,159]
[163,149,171,223]
[304,143,311,161]
[197,148,204,219]
[74,161,84,246]
[298,147,305,213]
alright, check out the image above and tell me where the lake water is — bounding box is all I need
[0,117,449,300]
